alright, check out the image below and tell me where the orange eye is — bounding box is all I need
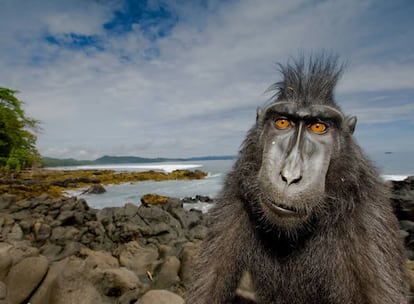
[275,119,291,130]
[309,122,327,134]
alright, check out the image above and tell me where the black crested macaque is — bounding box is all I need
[185,54,407,304]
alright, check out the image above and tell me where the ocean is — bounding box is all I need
[64,159,234,209]
[63,152,413,210]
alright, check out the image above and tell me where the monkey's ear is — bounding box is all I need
[256,107,264,122]
[345,116,357,134]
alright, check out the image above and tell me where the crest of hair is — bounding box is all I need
[267,53,345,105]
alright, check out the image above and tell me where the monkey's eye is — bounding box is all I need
[275,118,291,130]
[309,122,327,134]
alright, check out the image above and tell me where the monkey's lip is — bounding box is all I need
[265,201,306,217]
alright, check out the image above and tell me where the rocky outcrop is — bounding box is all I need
[0,176,413,303]
[83,184,106,194]
[0,193,208,303]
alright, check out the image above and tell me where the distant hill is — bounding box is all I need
[42,155,236,167]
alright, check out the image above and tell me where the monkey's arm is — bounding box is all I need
[354,209,408,304]
[185,201,249,304]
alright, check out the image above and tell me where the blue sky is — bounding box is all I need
[0,0,413,164]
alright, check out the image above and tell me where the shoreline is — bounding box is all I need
[0,168,208,199]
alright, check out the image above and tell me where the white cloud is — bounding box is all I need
[1,0,413,159]
[339,63,414,93]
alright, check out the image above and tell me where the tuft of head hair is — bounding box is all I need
[268,53,345,105]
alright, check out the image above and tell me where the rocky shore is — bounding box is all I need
[0,169,207,199]
[0,176,413,303]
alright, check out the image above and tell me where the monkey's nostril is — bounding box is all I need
[280,172,302,185]
[292,176,302,184]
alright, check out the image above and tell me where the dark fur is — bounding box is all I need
[185,55,407,304]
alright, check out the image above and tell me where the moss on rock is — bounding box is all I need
[141,194,170,206]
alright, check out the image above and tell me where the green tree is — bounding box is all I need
[0,87,41,171]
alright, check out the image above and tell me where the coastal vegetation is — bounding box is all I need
[0,87,41,171]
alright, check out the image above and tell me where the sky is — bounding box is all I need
[1,0,413,161]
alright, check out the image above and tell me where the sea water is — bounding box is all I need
[65,159,235,209]
[63,152,413,209]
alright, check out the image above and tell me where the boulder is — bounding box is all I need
[80,248,119,269]
[117,241,160,277]
[34,222,52,241]
[392,178,414,221]
[137,204,184,245]
[31,256,103,304]
[136,289,184,304]
[8,241,39,265]
[0,243,13,281]
[0,281,9,303]
[179,241,201,285]
[118,289,142,304]
[0,192,215,303]
[6,255,49,304]
[29,257,70,304]
[92,267,141,296]
[7,224,23,241]
[154,256,181,289]
[84,184,106,194]
[124,202,139,217]
[0,194,17,210]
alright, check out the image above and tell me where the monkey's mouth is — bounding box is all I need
[265,201,307,217]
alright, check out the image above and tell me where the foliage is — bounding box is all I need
[0,87,40,171]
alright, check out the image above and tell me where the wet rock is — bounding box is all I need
[29,257,69,304]
[179,241,201,286]
[6,255,49,304]
[36,256,102,304]
[57,210,77,226]
[8,241,39,265]
[93,267,141,296]
[80,248,119,269]
[154,256,181,289]
[0,194,17,210]
[188,224,208,240]
[83,184,106,194]
[117,241,160,277]
[0,243,12,281]
[0,188,216,302]
[0,281,6,297]
[118,289,142,304]
[34,222,52,242]
[40,244,63,261]
[7,224,23,241]
[54,241,84,261]
[124,202,139,217]
[137,204,184,245]
[137,289,184,304]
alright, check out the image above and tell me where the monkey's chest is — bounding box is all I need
[250,245,357,304]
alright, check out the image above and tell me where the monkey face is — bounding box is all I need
[255,102,354,229]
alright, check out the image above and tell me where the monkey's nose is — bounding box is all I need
[280,170,302,186]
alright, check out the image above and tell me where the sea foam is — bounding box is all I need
[49,163,203,173]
